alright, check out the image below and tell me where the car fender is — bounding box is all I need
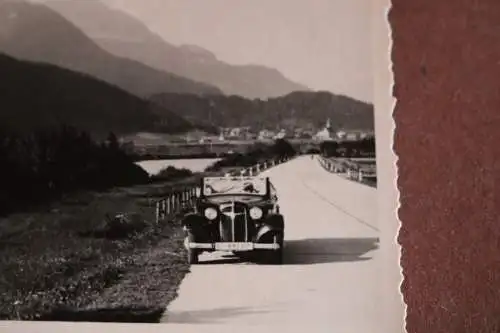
[255,225,284,243]
[265,213,285,230]
[182,213,205,230]
[256,215,284,243]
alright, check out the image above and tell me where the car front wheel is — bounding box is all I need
[268,247,283,265]
[261,234,284,265]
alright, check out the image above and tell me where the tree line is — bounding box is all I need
[0,125,150,216]
[205,139,297,172]
[319,137,376,158]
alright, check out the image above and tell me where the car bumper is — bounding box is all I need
[185,241,281,251]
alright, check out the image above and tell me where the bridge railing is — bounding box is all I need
[154,155,295,223]
[317,155,377,183]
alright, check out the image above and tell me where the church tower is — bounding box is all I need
[325,118,333,139]
[314,117,335,141]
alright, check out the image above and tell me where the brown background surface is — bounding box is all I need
[391,1,500,332]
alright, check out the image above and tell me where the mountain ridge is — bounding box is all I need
[149,90,374,132]
[44,0,310,99]
[0,0,223,97]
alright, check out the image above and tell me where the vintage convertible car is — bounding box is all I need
[181,176,285,265]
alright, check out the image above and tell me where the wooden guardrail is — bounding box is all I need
[154,155,295,223]
[154,186,200,224]
[316,155,377,183]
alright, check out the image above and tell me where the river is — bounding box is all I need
[135,158,221,176]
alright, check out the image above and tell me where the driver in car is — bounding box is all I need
[243,182,259,193]
[205,184,218,194]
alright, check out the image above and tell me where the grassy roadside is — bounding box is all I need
[0,175,197,322]
[0,140,295,322]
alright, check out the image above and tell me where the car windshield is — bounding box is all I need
[203,177,267,196]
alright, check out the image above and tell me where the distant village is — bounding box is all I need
[121,119,375,157]
[192,119,374,144]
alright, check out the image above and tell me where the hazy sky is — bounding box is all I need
[98,0,373,103]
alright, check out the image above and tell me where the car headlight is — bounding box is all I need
[204,207,218,220]
[249,206,263,219]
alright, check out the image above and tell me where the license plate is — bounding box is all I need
[215,242,254,251]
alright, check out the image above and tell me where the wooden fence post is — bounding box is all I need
[155,201,160,223]
[160,199,165,220]
[168,193,175,215]
[156,199,168,223]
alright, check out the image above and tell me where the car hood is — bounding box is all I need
[204,195,266,205]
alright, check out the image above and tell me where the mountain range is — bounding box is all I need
[43,0,310,99]
[0,0,222,97]
[0,49,373,136]
[0,0,374,136]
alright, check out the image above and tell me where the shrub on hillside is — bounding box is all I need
[150,166,193,182]
[306,148,320,154]
[204,139,296,172]
[269,139,296,158]
[319,137,376,157]
[204,153,259,172]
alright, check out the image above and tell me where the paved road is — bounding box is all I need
[161,156,379,332]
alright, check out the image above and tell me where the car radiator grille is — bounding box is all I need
[218,202,251,242]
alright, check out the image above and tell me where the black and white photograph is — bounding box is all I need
[0,0,398,331]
